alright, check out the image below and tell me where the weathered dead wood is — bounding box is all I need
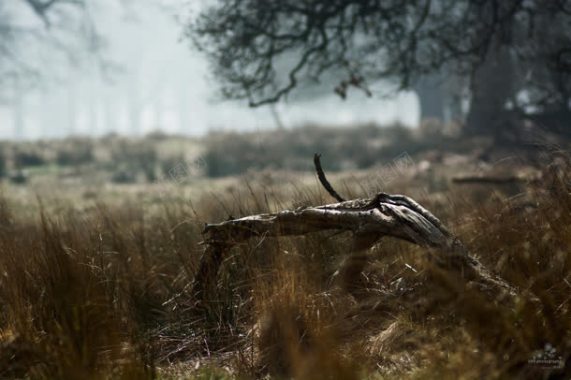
[191,155,522,307]
[200,193,460,251]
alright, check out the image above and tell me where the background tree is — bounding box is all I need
[189,0,571,142]
[0,0,103,99]
[0,0,114,138]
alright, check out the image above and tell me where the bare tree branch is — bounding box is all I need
[189,0,571,127]
[24,0,83,27]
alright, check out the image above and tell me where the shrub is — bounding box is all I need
[0,147,6,178]
[14,150,45,168]
[202,124,419,177]
[55,139,94,166]
[109,141,158,183]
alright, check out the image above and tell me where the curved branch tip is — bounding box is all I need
[313,153,346,202]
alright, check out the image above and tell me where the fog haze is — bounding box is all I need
[0,0,419,140]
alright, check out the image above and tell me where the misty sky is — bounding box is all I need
[0,0,419,140]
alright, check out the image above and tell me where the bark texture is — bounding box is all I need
[192,192,516,302]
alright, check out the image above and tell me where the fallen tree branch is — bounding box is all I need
[200,193,458,250]
[192,158,518,303]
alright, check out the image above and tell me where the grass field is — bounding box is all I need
[0,133,569,379]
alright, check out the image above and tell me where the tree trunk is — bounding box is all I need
[12,76,25,140]
[414,74,445,122]
[67,82,78,136]
[465,38,516,142]
[128,71,141,136]
[102,87,115,135]
[177,83,190,134]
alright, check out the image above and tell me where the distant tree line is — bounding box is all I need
[203,123,462,177]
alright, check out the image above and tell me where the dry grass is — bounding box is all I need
[0,152,569,379]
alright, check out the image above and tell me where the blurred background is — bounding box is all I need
[1,0,569,185]
[0,0,419,141]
